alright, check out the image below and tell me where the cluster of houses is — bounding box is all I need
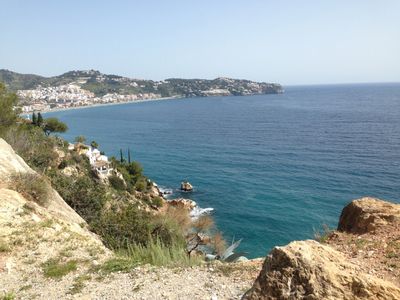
[68,143,113,177]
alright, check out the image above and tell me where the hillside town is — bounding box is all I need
[18,83,162,113]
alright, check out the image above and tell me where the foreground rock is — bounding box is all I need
[243,240,400,300]
[338,197,400,234]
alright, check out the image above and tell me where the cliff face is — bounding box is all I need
[243,198,400,300]
[0,138,111,298]
[0,138,86,225]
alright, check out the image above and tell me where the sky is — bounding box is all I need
[0,0,399,85]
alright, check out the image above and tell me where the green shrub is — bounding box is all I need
[152,196,164,208]
[1,292,15,300]
[135,178,147,192]
[48,172,107,223]
[92,204,153,249]
[91,202,185,251]
[12,173,51,206]
[109,175,126,191]
[41,258,77,278]
[0,83,18,128]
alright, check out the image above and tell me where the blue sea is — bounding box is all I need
[48,83,400,258]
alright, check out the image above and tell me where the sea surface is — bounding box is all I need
[48,83,400,258]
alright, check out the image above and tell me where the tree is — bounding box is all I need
[37,112,44,127]
[126,161,143,181]
[0,83,19,127]
[32,112,37,125]
[43,117,68,136]
[128,148,131,163]
[90,140,99,149]
[120,148,124,163]
[74,135,86,143]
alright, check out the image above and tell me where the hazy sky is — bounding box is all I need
[1,0,399,85]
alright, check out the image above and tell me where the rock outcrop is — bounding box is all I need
[338,197,400,234]
[0,138,85,224]
[168,198,197,211]
[0,138,111,298]
[244,197,400,300]
[0,139,32,177]
[243,240,400,300]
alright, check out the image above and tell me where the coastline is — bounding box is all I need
[40,95,184,114]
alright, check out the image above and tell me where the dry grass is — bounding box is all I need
[12,173,51,206]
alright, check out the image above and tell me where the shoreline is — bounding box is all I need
[40,95,184,114]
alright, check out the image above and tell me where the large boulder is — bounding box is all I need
[243,240,400,300]
[0,139,32,178]
[338,197,400,234]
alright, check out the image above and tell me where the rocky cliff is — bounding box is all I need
[243,197,400,300]
[0,138,111,298]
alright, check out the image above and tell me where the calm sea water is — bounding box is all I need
[48,83,400,258]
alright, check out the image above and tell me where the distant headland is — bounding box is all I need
[0,69,283,113]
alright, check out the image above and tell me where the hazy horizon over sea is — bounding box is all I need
[48,83,400,258]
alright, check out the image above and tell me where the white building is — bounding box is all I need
[84,146,112,176]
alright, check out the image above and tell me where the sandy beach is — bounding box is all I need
[38,95,184,114]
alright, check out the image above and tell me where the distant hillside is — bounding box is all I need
[0,69,283,97]
[0,69,46,90]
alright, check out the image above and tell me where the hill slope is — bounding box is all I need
[0,69,283,97]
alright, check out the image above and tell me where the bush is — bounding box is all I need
[152,196,164,208]
[12,173,51,206]
[135,178,147,192]
[92,203,186,251]
[48,172,107,223]
[92,204,153,249]
[0,83,18,128]
[109,175,126,191]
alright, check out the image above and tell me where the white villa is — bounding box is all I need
[68,143,113,176]
[85,146,112,175]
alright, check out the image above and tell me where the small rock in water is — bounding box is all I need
[180,181,193,191]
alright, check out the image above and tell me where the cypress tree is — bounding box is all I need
[120,149,124,163]
[32,112,37,125]
[128,148,131,164]
[37,112,44,127]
